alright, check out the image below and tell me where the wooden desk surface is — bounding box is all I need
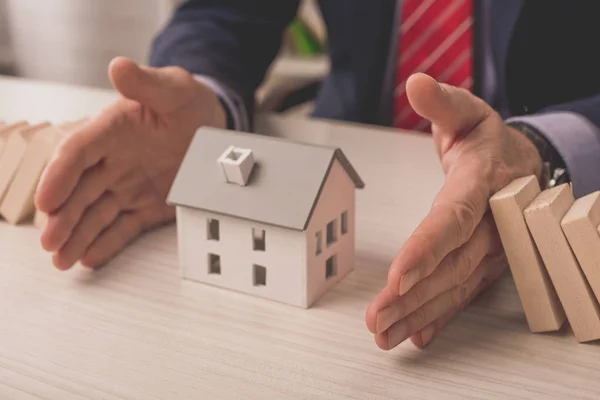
[1,76,600,399]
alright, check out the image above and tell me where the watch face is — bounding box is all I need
[541,161,551,189]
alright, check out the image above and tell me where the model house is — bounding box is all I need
[167,126,364,308]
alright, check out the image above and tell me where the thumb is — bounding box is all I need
[406,72,490,143]
[108,56,196,113]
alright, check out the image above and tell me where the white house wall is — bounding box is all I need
[176,206,307,307]
[305,159,356,306]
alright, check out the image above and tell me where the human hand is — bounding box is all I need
[365,73,544,350]
[35,57,226,270]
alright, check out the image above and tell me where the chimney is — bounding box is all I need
[217,145,255,186]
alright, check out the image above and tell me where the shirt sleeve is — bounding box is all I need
[194,74,250,132]
[506,111,600,198]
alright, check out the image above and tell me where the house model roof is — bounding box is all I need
[167,127,364,231]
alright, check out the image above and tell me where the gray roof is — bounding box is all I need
[166,127,364,230]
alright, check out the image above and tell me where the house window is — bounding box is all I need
[208,253,221,274]
[341,211,348,235]
[207,218,220,240]
[326,219,337,246]
[326,255,337,279]
[316,231,322,255]
[253,264,267,286]
[252,228,266,251]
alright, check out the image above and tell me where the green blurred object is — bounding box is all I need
[288,19,324,55]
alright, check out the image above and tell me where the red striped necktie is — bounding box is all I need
[393,0,474,132]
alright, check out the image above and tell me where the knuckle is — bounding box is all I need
[454,251,476,286]
[409,288,424,311]
[411,233,441,270]
[449,252,463,287]
[99,192,120,224]
[409,232,439,272]
[414,307,428,328]
[107,105,132,131]
[449,202,477,245]
[110,188,131,211]
[451,284,470,309]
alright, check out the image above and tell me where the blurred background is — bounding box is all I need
[0,0,329,115]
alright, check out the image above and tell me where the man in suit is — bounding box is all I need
[35,1,600,350]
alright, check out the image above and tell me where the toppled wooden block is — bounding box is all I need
[0,117,89,228]
[524,184,600,342]
[0,125,63,224]
[0,121,29,157]
[0,122,50,204]
[56,117,88,135]
[489,176,565,332]
[562,191,600,302]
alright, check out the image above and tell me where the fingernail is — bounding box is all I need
[398,269,419,295]
[376,306,398,334]
[388,323,408,349]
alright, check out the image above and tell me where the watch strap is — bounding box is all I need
[507,121,570,189]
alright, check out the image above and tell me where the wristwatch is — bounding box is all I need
[506,121,570,189]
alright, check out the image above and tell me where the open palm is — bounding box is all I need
[35,57,226,269]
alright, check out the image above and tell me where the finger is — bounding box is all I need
[405,72,491,153]
[40,162,114,252]
[376,255,491,351]
[80,212,144,268]
[108,57,196,114]
[374,214,499,334]
[365,285,401,334]
[387,161,490,296]
[35,116,117,213]
[52,192,122,270]
[411,262,502,348]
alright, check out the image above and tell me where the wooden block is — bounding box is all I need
[524,184,600,342]
[57,117,88,135]
[0,125,62,224]
[0,122,50,206]
[0,121,29,157]
[562,191,600,302]
[489,176,565,332]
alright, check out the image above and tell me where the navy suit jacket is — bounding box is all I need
[150,1,600,197]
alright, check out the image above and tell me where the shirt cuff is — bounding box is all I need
[193,75,249,132]
[506,112,600,198]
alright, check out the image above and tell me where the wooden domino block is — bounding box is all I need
[562,191,600,301]
[489,176,565,332]
[0,124,62,224]
[0,121,29,157]
[524,184,600,342]
[57,117,88,135]
[0,122,50,204]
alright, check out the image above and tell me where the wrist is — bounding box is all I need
[506,121,569,190]
[506,125,545,186]
[193,74,248,131]
[193,79,227,130]
[212,97,228,130]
